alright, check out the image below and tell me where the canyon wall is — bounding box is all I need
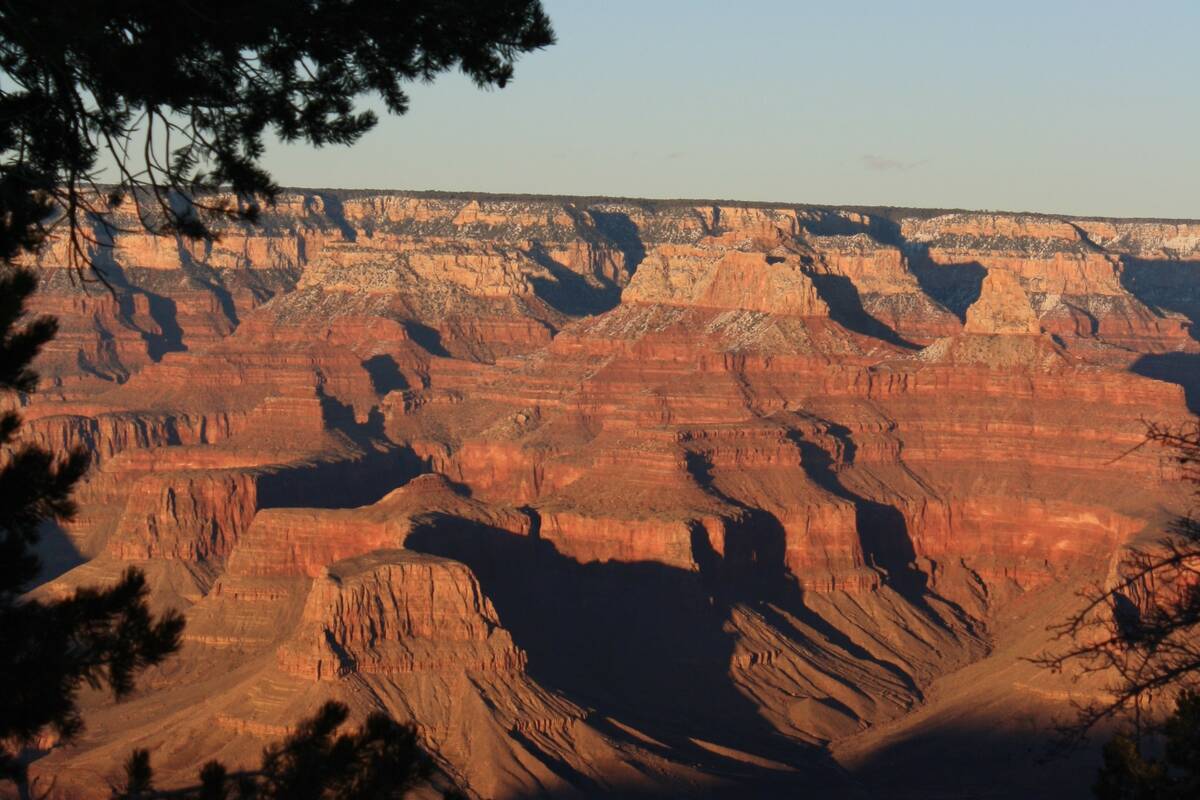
[17,192,1200,798]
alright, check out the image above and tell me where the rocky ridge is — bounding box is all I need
[16,191,1200,798]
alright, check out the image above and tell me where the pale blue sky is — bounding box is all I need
[262,0,1200,219]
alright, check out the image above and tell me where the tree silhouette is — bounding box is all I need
[1035,423,1200,790]
[0,268,185,798]
[1093,690,1200,800]
[0,0,554,279]
[110,701,458,800]
[1,3,554,795]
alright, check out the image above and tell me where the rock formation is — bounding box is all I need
[962,269,1041,334]
[19,192,1200,799]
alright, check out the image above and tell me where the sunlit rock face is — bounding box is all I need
[20,192,1200,798]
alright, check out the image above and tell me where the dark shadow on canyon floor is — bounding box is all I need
[586,208,646,276]
[256,445,426,510]
[796,209,982,326]
[1131,352,1200,415]
[798,208,903,246]
[907,255,987,322]
[402,321,451,357]
[785,428,932,606]
[805,271,919,350]
[1120,257,1200,344]
[681,446,935,689]
[176,241,241,329]
[520,205,649,318]
[707,505,923,697]
[361,353,410,394]
[316,191,358,243]
[842,720,1099,800]
[526,241,622,316]
[89,221,189,363]
[513,780,846,800]
[404,515,849,796]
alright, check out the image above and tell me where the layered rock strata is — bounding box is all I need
[21,192,1200,799]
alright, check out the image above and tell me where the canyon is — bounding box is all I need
[11,191,1200,798]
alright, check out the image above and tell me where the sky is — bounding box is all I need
[261,0,1200,219]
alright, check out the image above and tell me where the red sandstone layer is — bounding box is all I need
[19,193,1199,798]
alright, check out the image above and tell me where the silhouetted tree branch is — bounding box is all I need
[0,0,555,282]
[1092,690,1200,799]
[0,5,552,794]
[109,701,457,800]
[1035,422,1200,758]
[0,269,185,798]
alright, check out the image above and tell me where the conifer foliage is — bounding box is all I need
[0,3,552,795]
[111,701,454,800]
[1037,424,1200,796]
[0,0,554,277]
[0,268,185,796]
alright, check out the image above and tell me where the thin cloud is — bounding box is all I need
[861,154,927,172]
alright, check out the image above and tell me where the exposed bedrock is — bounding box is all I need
[18,193,1200,798]
[276,549,526,680]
